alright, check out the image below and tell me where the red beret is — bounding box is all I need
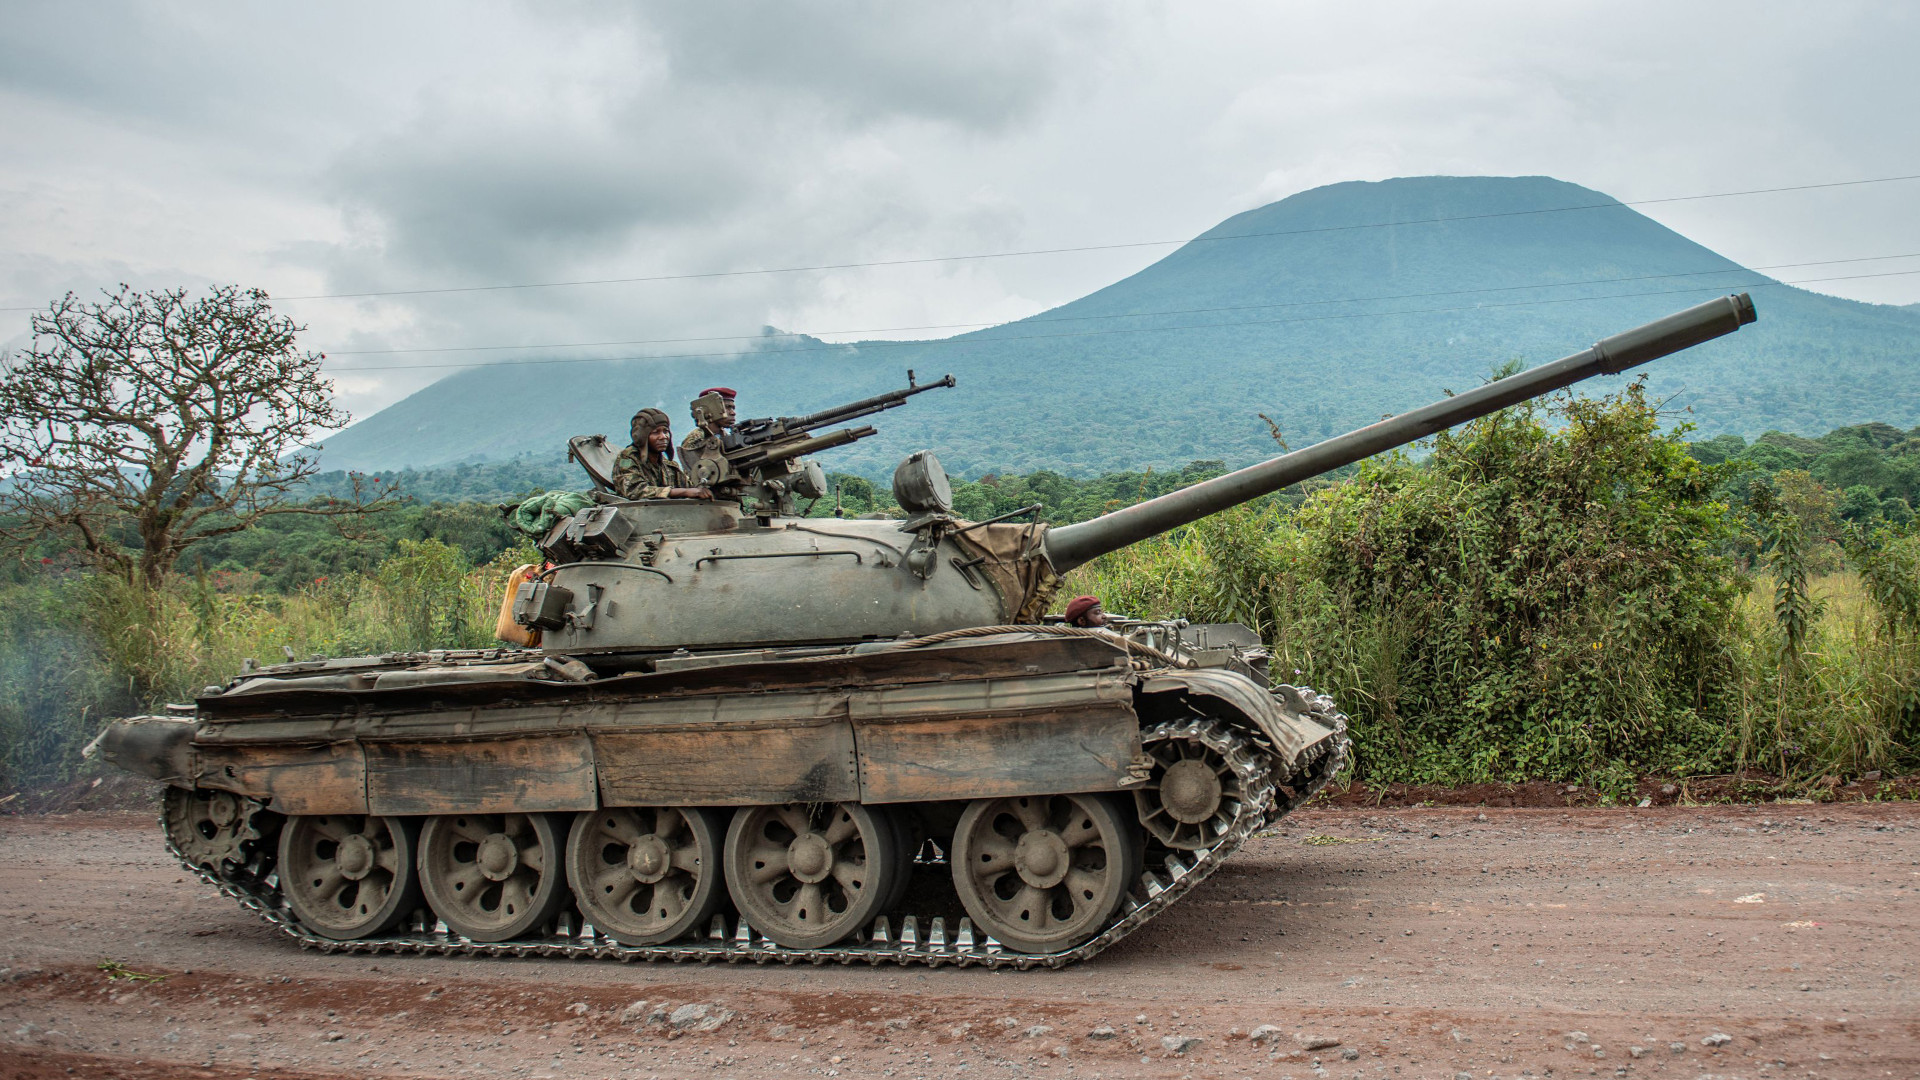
[1064,595,1100,623]
[699,386,737,399]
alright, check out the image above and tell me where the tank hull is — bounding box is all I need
[105,633,1338,812]
[98,631,1346,965]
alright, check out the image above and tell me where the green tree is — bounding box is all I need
[375,538,476,650]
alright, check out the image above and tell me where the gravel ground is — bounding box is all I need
[2,802,1915,1079]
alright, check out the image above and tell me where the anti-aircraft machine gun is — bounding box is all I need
[91,294,1756,969]
[700,370,956,514]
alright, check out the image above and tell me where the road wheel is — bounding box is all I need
[950,793,1138,954]
[278,814,421,940]
[565,806,723,945]
[418,812,568,942]
[723,802,899,949]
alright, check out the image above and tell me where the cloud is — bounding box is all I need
[319,2,1099,281]
[1,0,1915,429]
[280,1,1116,421]
[641,1,1099,131]
[328,111,760,279]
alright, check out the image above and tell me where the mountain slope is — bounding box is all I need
[316,176,1920,479]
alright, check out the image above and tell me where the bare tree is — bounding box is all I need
[0,284,395,587]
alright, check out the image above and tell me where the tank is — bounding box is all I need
[90,293,1756,968]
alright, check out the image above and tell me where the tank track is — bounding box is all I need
[166,689,1350,970]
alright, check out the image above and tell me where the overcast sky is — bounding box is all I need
[2,0,1915,425]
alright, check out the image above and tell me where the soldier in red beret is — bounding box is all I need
[1064,595,1108,628]
[682,387,740,488]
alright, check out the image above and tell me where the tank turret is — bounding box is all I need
[91,293,1756,966]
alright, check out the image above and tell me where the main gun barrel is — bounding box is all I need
[1041,293,1758,574]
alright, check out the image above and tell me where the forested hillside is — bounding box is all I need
[315,175,1920,480]
[1697,422,1920,523]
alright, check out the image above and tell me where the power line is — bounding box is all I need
[323,268,1920,373]
[271,173,1920,300]
[8,172,1911,314]
[319,251,1920,356]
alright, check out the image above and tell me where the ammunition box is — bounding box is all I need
[512,581,573,630]
[564,505,635,560]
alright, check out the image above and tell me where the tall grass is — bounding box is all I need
[1730,571,1920,780]
[0,539,535,786]
[1080,538,1920,788]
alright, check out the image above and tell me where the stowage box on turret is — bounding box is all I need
[92,294,1756,967]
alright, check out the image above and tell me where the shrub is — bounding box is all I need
[1081,383,1749,789]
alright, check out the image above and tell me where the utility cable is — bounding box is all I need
[6,172,1913,313]
[322,267,1920,373]
[273,173,1920,300]
[319,251,1920,357]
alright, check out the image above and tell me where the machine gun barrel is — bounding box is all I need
[1041,293,1757,574]
[736,373,956,448]
[730,425,876,470]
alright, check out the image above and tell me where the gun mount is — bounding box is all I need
[92,294,1756,966]
[717,371,956,514]
[730,369,956,449]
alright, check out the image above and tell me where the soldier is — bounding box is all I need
[1063,595,1110,628]
[681,386,739,488]
[612,407,711,500]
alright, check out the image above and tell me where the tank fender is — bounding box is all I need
[84,716,195,783]
[1138,669,1335,768]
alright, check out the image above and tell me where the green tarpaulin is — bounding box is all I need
[505,490,594,540]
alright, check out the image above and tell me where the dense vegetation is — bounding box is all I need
[1079,388,1920,791]
[1693,421,1920,525]
[4,388,1918,796]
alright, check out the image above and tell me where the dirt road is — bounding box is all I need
[3,803,1915,1080]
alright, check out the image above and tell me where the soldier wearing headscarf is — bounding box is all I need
[612,407,711,500]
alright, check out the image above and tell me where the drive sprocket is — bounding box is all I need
[163,786,269,869]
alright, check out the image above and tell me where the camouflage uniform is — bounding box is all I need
[611,445,693,499]
[612,408,696,499]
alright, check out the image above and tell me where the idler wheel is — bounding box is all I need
[278,815,422,941]
[950,793,1140,955]
[1133,728,1243,850]
[565,806,724,946]
[723,802,900,949]
[419,812,568,942]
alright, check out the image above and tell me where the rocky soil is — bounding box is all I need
[2,802,1915,1079]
